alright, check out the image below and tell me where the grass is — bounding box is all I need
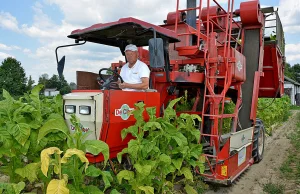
[290,105,300,110]
[263,182,285,194]
[278,112,300,192]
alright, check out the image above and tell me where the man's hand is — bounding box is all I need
[118,82,127,89]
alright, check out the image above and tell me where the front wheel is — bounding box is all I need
[252,118,265,163]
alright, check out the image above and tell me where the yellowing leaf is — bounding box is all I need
[61,148,89,171]
[40,147,62,176]
[47,179,69,194]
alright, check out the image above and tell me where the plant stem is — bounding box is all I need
[56,153,62,180]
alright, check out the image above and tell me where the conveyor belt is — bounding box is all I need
[238,29,260,130]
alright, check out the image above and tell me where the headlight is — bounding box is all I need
[65,105,76,114]
[79,106,91,115]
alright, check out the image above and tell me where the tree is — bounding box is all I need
[26,75,35,91]
[38,73,49,92]
[0,57,27,96]
[39,74,71,95]
[292,63,300,83]
[70,82,77,90]
[284,62,296,80]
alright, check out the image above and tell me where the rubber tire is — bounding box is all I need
[252,118,265,163]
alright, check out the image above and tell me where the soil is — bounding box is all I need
[205,110,300,194]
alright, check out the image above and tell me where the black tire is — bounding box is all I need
[252,118,265,163]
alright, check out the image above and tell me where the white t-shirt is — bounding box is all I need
[120,60,150,91]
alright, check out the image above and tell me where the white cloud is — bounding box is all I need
[23,48,31,53]
[0,43,13,51]
[0,52,14,61]
[2,0,297,83]
[0,43,21,51]
[279,0,300,33]
[0,11,20,32]
[285,43,300,64]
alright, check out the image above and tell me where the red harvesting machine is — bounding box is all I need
[56,0,285,184]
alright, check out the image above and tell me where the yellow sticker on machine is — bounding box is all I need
[221,165,227,176]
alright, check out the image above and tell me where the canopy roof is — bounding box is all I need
[68,17,180,47]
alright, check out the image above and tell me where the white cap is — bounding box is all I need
[124,44,138,52]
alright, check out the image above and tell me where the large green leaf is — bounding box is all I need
[110,189,121,194]
[170,132,188,147]
[100,171,113,191]
[15,163,40,183]
[138,186,154,194]
[134,163,152,177]
[146,107,156,121]
[13,103,37,118]
[184,184,197,194]
[38,115,70,142]
[0,181,25,194]
[29,84,43,110]
[195,160,205,174]
[191,114,202,122]
[172,158,183,170]
[3,89,14,103]
[127,140,140,160]
[117,170,134,184]
[190,144,202,158]
[85,165,101,177]
[143,122,161,132]
[85,140,109,163]
[180,167,193,182]
[163,98,181,120]
[159,154,171,165]
[121,125,138,139]
[141,141,156,158]
[117,148,128,163]
[19,139,31,155]
[162,164,176,175]
[0,126,13,148]
[7,123,31,146]
[190,129,201,142]
[132,102,145,127]
[84,185,103,194]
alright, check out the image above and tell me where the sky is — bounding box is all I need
[0,0,299,83]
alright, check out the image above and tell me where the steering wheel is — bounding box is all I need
[98,68,124,89]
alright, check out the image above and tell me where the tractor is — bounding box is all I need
[56,0,285,184]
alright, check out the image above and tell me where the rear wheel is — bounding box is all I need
[252,118,265,163]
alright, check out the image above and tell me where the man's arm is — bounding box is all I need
[119,77,149,90]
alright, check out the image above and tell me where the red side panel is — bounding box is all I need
[88,90,160,163]
[259,44,284,98]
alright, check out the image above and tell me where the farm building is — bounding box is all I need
[284,76,300,105]
[44,88,60,96]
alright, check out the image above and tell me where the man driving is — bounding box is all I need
[118,44,150,91]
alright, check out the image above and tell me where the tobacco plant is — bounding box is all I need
[117,98,205,194]
[39,114,118,193]
[0,85,68,186]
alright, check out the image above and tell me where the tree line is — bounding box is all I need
[0,57,76,98]
[285,63,300,83]
[1,57,300,98]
